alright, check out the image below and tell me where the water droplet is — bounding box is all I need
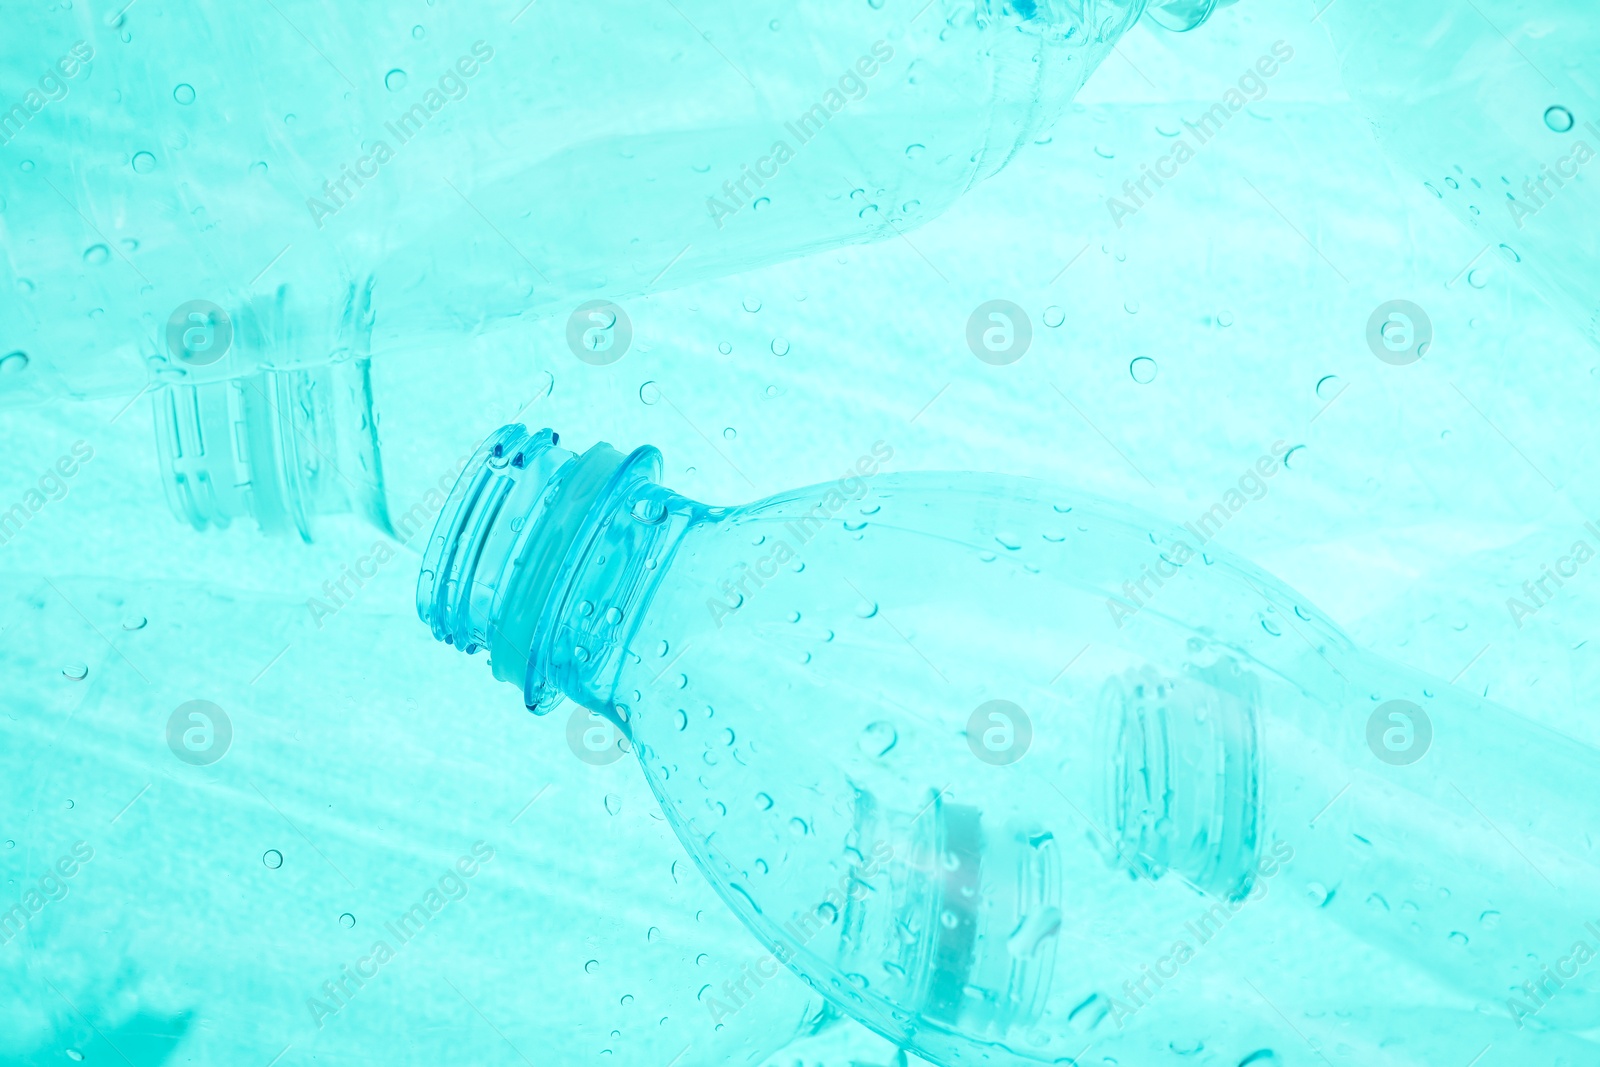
[1129,357,1158,384]
[339,912,355,928]
[1480,909,1502,929]
[717,341,732,355]
[1448,930,1469,947]
[61,663,88,681]
[0,351,28,373]
[1217,309,1235,327]
[788,817,810,837]
[752,197,769,211]
[1315,374,1341,399]
[742,297,762,313]
[1545,105,1576,133]
[770,338,790,357]
[384,69,408,92]
[131,151,157,174]
[1093,144,1115,159]
[1305,882,1334,907]
[764,383,785,398]
[639,380,660,405]
[1282,444,1305,469]
[995,532,1022,551]
[172,83,195,105]
[1238,1051,1281,1066]
[905,143,924,158]
[859,721,898,758]
[66,1052,84,1063]
[1467,267,1488,289]
[1042,306,1065,328]
[853,600,878,619]
[263,849,283,869]
[411,24,426,38]
[604,793,622,816]
[722,427,736,440]
[1123,299,1140,315]
[83,244,109,265]
[584,959,599,974]
[631,496,667,524]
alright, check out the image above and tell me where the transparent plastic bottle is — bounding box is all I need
[415,425,1600,1067]
[1318,0,1600,345]
[143,311,564,542]
[0,0,1226,410]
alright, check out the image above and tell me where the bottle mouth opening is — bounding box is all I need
[416,425,656,712]
[152,359,388,542]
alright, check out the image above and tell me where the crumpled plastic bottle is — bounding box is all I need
[1,0,1230,409]
[415,424,1600,1066]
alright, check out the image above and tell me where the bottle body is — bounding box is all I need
[1,0,1172,410]
[420,428,1600,1066]
[1319,0,1600,346]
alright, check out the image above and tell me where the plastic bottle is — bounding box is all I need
[415,425,1600,1067]
[1317,0,1600,346]
[1,0,1227,410]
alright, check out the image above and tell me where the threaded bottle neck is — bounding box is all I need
[416,425,677,714]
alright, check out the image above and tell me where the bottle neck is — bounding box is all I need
[151,279,386,542]
[416,425,691,716]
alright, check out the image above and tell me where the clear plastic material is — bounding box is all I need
[1319,0,1600,346]
[0,0,1213,410]
[420,425,1600,1066]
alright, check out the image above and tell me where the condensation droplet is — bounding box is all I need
[1544,105,1576,133]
